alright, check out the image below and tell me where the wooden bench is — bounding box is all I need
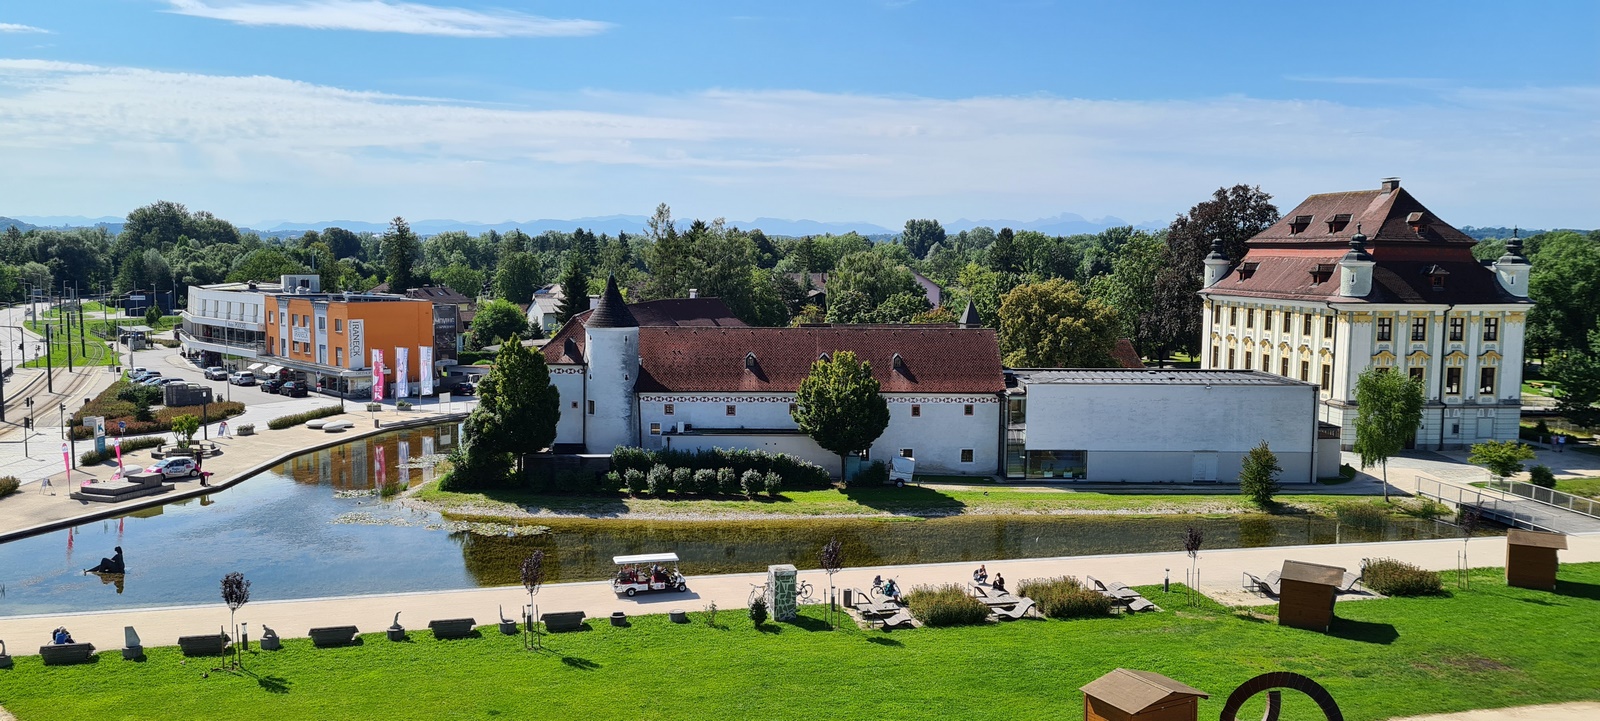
[427,618,477,640]
[177,633,229,657]
[309,626,359,647]
[540,611,587,632]
[39,643,96,665]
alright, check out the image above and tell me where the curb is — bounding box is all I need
[0,411,467,544]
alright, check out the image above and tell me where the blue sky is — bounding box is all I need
[1,1,1596,228]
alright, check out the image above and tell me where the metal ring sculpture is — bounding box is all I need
[1219,671,1343,721]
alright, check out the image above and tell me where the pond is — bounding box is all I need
[0,424,1478,617]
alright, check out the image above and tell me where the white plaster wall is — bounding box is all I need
[1083,450,1313,484]
[583,326,638,453]
[661,433,843,477]
[1025,382,1317,455]
[186,286,267,327]
[550,365,585,446]
[870,396,1000,475]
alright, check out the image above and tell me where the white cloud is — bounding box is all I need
[163,0,611,38]
[0,59,1594,227]
[0,23,51,33]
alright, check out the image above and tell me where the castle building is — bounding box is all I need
[1198,179,1532,449]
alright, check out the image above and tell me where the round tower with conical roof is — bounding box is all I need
[1202,239,1232,287]
[584,275,640,452]
[1338,227,1375,298]
[1493,228,1531,298]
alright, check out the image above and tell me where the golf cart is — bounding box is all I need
[611,552,687,597]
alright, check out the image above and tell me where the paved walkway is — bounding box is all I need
[3,532,1596,658]
[1352,449,1600,534]
[1391,702,1600,721]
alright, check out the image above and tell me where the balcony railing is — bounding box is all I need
[177,328,266,353]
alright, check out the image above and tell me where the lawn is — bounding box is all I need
[4,565,1598,720]
[412,481,1389,520]
[1556,478,1600,499]
[18,337,118,369]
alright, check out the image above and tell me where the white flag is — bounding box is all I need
[395,347,409,399]
[419,345,434,396]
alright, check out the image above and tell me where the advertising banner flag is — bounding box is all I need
[113,438,125,478]
[371,349,385,402]
[375,445,386,488]
[396,347,409,398]
[61,442,71,486]
[419,346,434,397]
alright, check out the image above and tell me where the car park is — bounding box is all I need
[138,372,164,385]
[143,457,199,479]
[127,367,150,381]
[279,381,309,398]
[229,371,257,386]
[260,378,284,393]
[204,366,229,380]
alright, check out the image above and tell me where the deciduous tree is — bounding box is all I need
[471,298,531,348]
[1547,330,1600,428]
[1469,440,1536,481]
[1353,368,1426,501]
[1150,185,1279,357]
[792,351,890,479]
[494,251,542,303]
[997,279,1120,368]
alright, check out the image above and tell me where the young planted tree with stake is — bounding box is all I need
[221,572,250,668]
[820,537,843,630]
[1182,527,1204,606]
[522,551,546,650]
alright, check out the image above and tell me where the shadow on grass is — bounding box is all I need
[785,615,834,633]
[1329,617,1399,645]
[866,636,903,647]
[755,623,781,635]
[560,655,599,671]
[1553,581,1600,602]
[239,668,292,694]
[839,485,965,516]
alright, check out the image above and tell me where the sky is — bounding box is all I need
[1,1,1597,229]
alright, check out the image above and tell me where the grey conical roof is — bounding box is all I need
[959,298,981,327]
[588,274,638,329]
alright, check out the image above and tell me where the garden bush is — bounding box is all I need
[693,468,717,495]
[1016,576,1113,619]
[646,465,672,496]
[849,460,888,488]
[1363,557,1443,597]
[267,404,345,430]
[0,475,19,498]
[740,469,764,497]
[903,584,989,627]
[624,468,647,496]
[80,435,166,466]
[609,446,829,489]
[672,467,692,495]
[716,467,738,495]
[1333,501,1388,532]
[603,471,623,492]
[763,471,783,497]
[1528,465,1556,489]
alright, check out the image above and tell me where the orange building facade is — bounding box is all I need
[263,292,436,397]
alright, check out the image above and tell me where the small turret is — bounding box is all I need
[1493,227,1531,298]
[959,299,981,329]
[1202,239,1232,287]
[584,274,640,451]
[1338,226,1375,298]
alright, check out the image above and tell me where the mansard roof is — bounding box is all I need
[1246,180,1475,248]
[633,326,1005,394]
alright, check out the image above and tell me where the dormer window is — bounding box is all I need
[1309,263,1335,284]
[1423,264,1449,291]
[1326,213,1352,233]
[745,352,757,370]
[1238,261,1259,280]
[892,353,905,372]
[818,352,830,362]
[1407,211,1426,235]
[1288,215,1313,235]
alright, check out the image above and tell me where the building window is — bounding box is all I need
[334,319,342,332]
[1479,367,1496,396]
[1245,308,1254,328]
[571,401,578,409]
[335,347,344,367]
[650,422,661,436]
[1263,311,1273,332]
[1323,315,1335,339]
[1411,317,1428,342]
[1280,358,1289,376]
[788,403,797,414]
[266,311,273,323]
[291,313,298,325]
[963,404,974,416]
[1409,367,1424,383]
[1243,352,1252,370]
[1483,318,1499,341]
[1212,305,1220,324]
[1301,314,1312,335]
[317,317,325,331]
[1211,346,1220,368]
[587,400,595,415]
[1260,352,1268,371]
[1449,317,1464,342]
[911,404,921,417]
[1320,363,1332,391]
[1377,318,1392,342]
[663,403,675,415]
[1227,348,1236,369]
[900,448,914,458]
[1445,367,1462,395]
[1229,307,1237,326]
[1300,361,1309,382]
[726,404,736,416]
[960,449,974,463]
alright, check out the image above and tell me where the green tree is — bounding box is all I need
[170,414,200,449]
[900,219,946,260]
[494,251,542,303]
[644,203,692,299]
[480,339,561,474]
[872,291,932,323]
[225,247,307,284]
[1353,368,1426,501]
[556,256,591,323]
[828,251,920,307]
[997,279,1120,368]
[792,350,890,479]
[380,217,422,293]
[144,306,162,326]
[434,263,485,298]
[1150,185,1279,357]
[1547,330,1600,428]
[1469,440,1536,481]
[1526,231,1600,358]
[1238,440,1282,507]
[988,227,1018,275]
[471,298,531,348]
[1089,231,1168,360]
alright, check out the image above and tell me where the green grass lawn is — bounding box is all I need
[1556,477,1600,499]
[413,481,1385,519]
[18,338,117,369]
[5,565,1599,720]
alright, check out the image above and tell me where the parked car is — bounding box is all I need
[127,367,150,381]
[204,366,229,380]
[228,371,257,386]
[260,378,284,393]
[138,372,164,385]
[279,381,309,398]
[143,457,199,479]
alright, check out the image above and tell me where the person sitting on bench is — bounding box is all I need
[86,546,125,575]
[52,627,75,645]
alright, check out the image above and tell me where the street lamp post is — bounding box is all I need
[23,397,33,457]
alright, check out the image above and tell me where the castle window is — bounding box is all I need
[911,404,921,417]
[1227,348,1236,369]
[1326,213,1352,233]
[571,401,578,409]
[1483,318,1499,341]
[1301,313,1312,335]
[1309,263,1335,284]
[1377,317,1392,341]
[587,400,595,415]
[1263,310,1272,332]
[1260,352,1268,371]
[1229,307,1237,326]
[1288,215,1313,234]
[1245,308,1254,328]
[818,352,830,362]
[1239,262,1259,280]
[789,403,797,414]
[1445,367,1462,395]
[892,353,906,372]
[649,423,661,436]
[960,449,975,463]
[900,448,914,458]
[964,404,974,416]
[1449,317,1464,341]
[1213,305,1221,324]
[1411,317,1428,342]
[726,404,737,416]
[1479,368,1496,396]
[1243,352,1252,370]
[1409,367,1424,383]
[664,403,674,415]
[1280,357,1289,376]
[744,352,757,370]
[1323,315,1335,339]
[1211,346,1220,367]
[1300,361,1309,382]
[1320,363,1332,391]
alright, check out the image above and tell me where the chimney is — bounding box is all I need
[589,295,600,310]
[1381,177,1401,192]
[688,288,699,299]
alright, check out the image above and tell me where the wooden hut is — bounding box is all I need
[1080,668,1208,721]
[1277,560,1344,633]
[1505,529,1566,591]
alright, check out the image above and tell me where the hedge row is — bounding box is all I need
[611,447,829,489]
[80,435,167,466]
[267,405,346,430]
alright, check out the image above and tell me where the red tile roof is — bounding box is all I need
[634,326,1005,394]
[1111,339,1145,369]
[1246,183,1475,248]
[542,298,748,365]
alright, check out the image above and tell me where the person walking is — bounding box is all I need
[1556,434,1565,453]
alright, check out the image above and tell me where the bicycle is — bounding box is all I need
[795,579,816,604]
[748,582,769,606]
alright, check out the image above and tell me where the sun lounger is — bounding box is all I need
[1243,570,1280,596]
[177,633,229,657]
[39,643,96,665]
[992,598,1036,620]
[980,594,1025,608]
[879,610,914,629]
[1335,572,1363,594]
[309,625,359,647]
[1125,597,1160,613]
[427,618,477,640]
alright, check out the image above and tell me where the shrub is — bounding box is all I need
[1016,576,1113,619]
[611,446,652,476]
[740,469,764,497]
[693,468,717,495]
[603,471,623,492]
[1362,557,1443,597]
[1398,498,1449,520]
[763,470,783,497]
[236,423,255,436]
[1528,464,1556,489]
[716,467,739,495]
[672,467,692,496]
[397,400,412,410]
[0,475,19,498]
[749,596,768,626]
[1333,501,1388,532]
[267,404,345,430]
[607,446,830,489]
[850,460,888,488]
[646,465,672,496]
[624,468,647,496]
[80,436,165,466]
[903,584,989,627]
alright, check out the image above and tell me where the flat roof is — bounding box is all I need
[199,282,282,292]
[1010,368,1313,387]
[613,553,679,565]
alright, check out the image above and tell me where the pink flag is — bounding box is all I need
[114,438,125,478]
[61,442,71,486]
[375,446,386,488]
